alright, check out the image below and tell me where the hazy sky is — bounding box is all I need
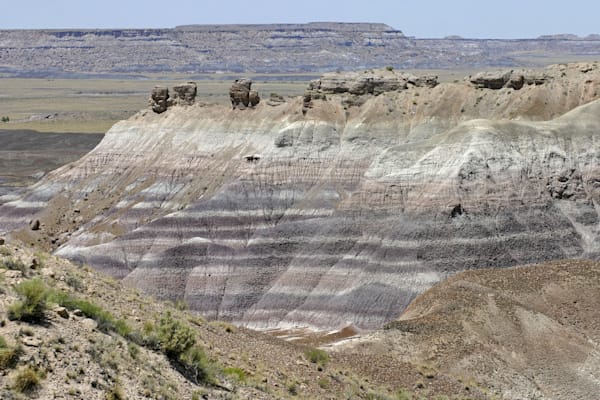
[2,0,598,39]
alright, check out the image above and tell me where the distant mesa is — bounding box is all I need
[538,33,583,40]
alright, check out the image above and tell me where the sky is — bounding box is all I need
[1,0,599,39]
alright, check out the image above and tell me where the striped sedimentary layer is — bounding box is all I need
[2,64,600,331]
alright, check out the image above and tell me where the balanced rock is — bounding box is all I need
[172,82,197,106]
[150,86,170,113]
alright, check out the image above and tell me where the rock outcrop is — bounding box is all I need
[469,69,550,89]
[149,82,197,113]
[303,69,438,112]
[2,63,600,333]
[229,79,260,109]
[149,86,170,113]
[171,82,197,106]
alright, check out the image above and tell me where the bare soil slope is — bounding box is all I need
[336,260,600,400]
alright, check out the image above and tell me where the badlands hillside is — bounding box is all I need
[1,62,600,337]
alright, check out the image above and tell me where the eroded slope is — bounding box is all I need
[1,63,600,332]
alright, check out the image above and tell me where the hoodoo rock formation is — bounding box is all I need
[229,79,260,109]
[2,63,600,333]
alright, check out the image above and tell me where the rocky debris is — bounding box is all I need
[267,93,286,106]
[171,82,197,106]
[149,86,170,113]
[469,69,550,89]
[547,168,585,199]
[55,306,69,319]
[229,79,260,109]
[303,69,438,111]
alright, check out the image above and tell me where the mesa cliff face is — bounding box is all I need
[2,63,600,331]
[3,23,600,75]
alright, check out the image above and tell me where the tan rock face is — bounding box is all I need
[2,63,600,332]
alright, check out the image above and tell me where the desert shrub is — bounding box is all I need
[1,257,27,273]
[1,116,9,123]
[105,382,126,400]
[8,278,48,322]
[287,381,298,395]
[396,388,413,400]
[304,348,329,366]
[65,273,85,291]
[0,336,21,370]
[127,342,139,359]
[179,345,215,385]
[157,311,196,358]
[223,366,246,383]
[385,65,394,71]
[317,376,329,389]
[12,366,41,393]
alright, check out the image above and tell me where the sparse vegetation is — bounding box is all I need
[385,66,394,72]
[304,348,329,366]
[8,278,49,322]
[12,365,42,393]
[1,257,27,274]
[1,116,9,123]
[48,290,131,336]
[223,366,247,383]
[0,336,21,370]
[105,381,126,400]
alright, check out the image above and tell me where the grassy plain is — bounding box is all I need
[0,76,310,133]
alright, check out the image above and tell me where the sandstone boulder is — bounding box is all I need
[30,219,40,231]
[150,86,170,113]
[171,82,197,106]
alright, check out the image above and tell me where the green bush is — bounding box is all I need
[13,366,41,393]
[304,348,329,366]
[8,278,48,322]
[157,311,196,358]
[1,116,9,123]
